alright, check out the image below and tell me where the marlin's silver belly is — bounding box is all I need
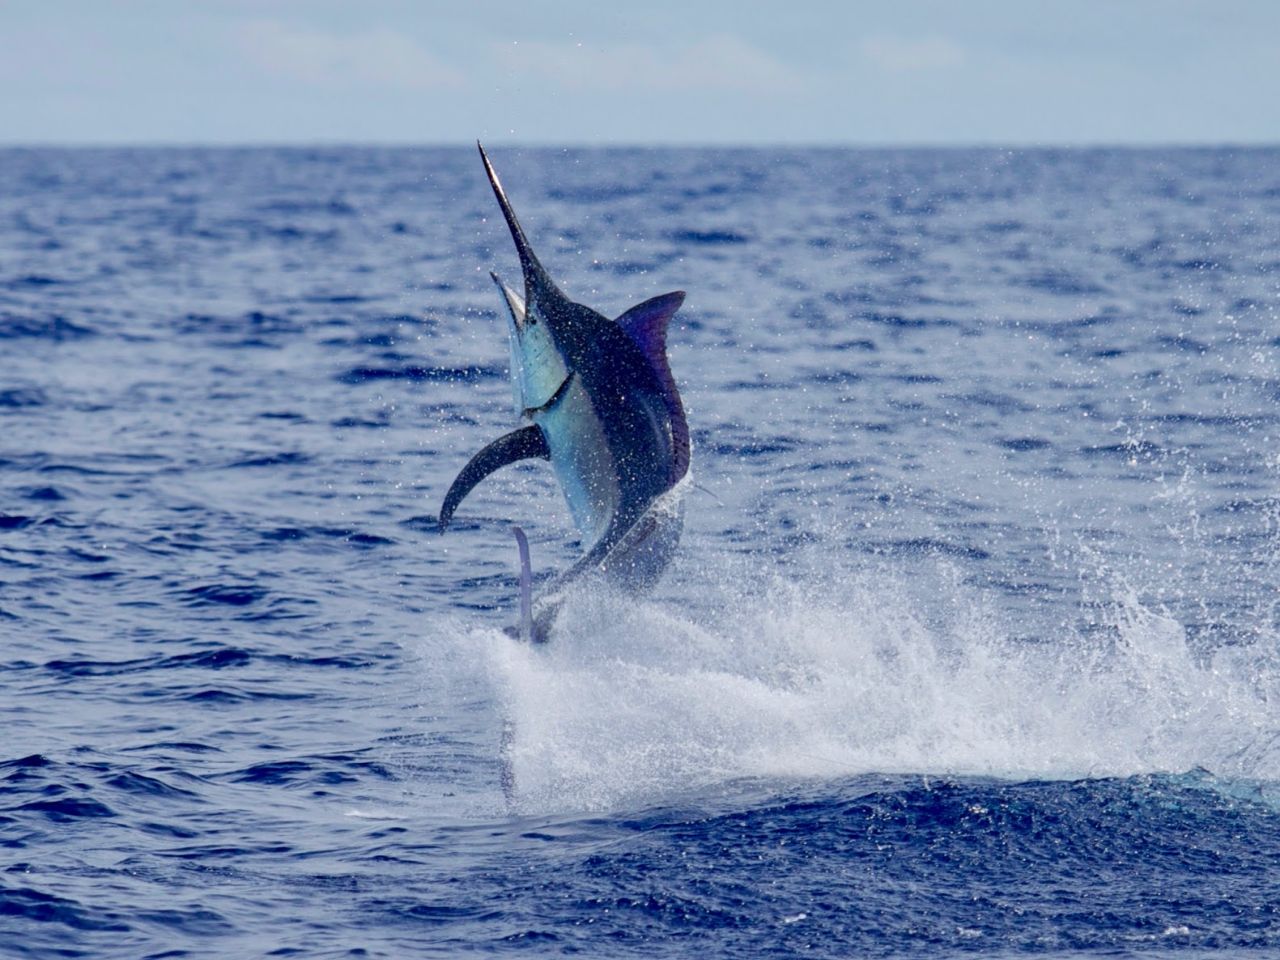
[533,376,618,548]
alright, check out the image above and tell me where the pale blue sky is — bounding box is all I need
[2,0,1277,144]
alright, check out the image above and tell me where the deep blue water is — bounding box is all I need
[3,145,1280,957]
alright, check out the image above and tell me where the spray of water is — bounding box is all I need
[476,561,1279,813]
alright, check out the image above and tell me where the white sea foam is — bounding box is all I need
[343,807,408,820]
[478,561,1280,813]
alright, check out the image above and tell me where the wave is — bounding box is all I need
[469,559,1280,813]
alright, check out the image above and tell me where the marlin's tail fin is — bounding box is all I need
[512,526,533,644]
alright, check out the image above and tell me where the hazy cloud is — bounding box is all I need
[496,35,804,94]
[237,21,462,89]
[860,35,967,72]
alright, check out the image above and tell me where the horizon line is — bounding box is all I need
[3,139,1279,151]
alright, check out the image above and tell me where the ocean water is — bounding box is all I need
[2,144,1279,957]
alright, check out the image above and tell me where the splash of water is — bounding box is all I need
[478,563,1280,813]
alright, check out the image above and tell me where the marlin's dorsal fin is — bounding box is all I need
[616,292,689,482]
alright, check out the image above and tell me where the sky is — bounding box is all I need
[2,0,1278,145]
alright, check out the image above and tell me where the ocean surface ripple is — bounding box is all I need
[2,146,1279,957]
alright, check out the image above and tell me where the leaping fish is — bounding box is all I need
[438,144,691,642]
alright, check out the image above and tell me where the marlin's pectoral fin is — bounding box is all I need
[438,425,550,531]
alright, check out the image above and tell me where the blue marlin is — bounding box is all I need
[439,143,690,641]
